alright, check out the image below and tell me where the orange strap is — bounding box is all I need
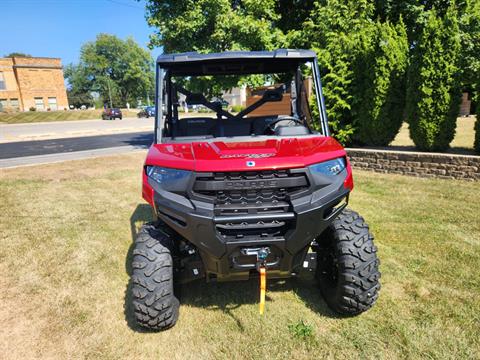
[259,266,266,315]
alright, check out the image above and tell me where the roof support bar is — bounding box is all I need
[176,86,233,119]
[155,64,163,144]
[312,58,330,136]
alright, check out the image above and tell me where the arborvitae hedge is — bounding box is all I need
[406,7,462,151]
[318,33,356,144]
[353,20,408,146]
[311,1,409,146]
[311,0,374,145]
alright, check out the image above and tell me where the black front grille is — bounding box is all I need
[193,170,308,205]
[192,170,309,242]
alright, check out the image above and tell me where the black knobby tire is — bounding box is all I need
[316,209,380,315]
[130,224,180,330]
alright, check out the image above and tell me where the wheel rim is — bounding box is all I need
[319,241,339,288]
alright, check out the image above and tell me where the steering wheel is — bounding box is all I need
[264,116,304,135]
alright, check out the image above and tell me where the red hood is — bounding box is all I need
[145,136,347,172]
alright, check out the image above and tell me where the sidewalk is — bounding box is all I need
[0,117,153,143]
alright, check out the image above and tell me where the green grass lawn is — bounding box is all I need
[0,109,139,124]
[391,117,477,152]
[1,153,479,359]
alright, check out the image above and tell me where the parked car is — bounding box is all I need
[102,108,122,120]
[137,106,156,118]
[212,98,229,108]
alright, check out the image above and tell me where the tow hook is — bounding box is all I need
[241,247,270,314]
[257,248,270,315]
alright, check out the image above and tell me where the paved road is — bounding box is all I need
[0,131,153,159]
[0,117,153,143]
[0,113,212,143]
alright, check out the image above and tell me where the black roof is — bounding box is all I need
[156,49,317,76]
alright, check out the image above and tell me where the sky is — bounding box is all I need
[0,0,161,65]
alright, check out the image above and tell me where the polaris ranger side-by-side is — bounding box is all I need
[130,49,380,330]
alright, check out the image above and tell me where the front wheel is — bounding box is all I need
[316,209,380,315]
[130,224,180,330]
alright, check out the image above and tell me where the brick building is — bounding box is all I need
[0,56,68,112]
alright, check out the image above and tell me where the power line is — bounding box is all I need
[104,0,144,10]
[2,0,145,10]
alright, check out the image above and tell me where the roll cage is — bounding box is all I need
[154,49,330,143]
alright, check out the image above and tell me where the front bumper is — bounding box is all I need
[149,168,350,281]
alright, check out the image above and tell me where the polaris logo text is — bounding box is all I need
[225,180,278,189]
[219,153,275,159]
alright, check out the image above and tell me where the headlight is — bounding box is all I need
[309,158,346,176]
[146,166,191,192]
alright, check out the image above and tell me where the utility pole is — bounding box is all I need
[107,77,113,108]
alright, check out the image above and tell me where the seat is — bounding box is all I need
[219,119,252,137]
[177,117,217,136]
[274,125,310,136]
[250,116,278,135]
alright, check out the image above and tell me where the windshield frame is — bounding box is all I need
[154,55,330,143]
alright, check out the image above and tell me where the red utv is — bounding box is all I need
[130,49,380,330]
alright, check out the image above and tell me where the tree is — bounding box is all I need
[406,7,462,151]
[374,0,468,41]
[353,20,409,146]
[67,89,95,109]
[143,1,293,100]
[144,0,285,52]
[64,64,95,108]
[305,0,375,144]
[275,0,316,48]
[4,52,32,58]
[316,32,357,144]
[375,0,475,90]
[458,0,480,91]
[143,0,479,149]
[69,34,154,107]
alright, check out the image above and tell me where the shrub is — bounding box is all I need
[230,105,244,113]
[29,106,36,112]
[0,106,17,114]
[352,20,409,146]
[197,107,212,113]
[406,7,462,151]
